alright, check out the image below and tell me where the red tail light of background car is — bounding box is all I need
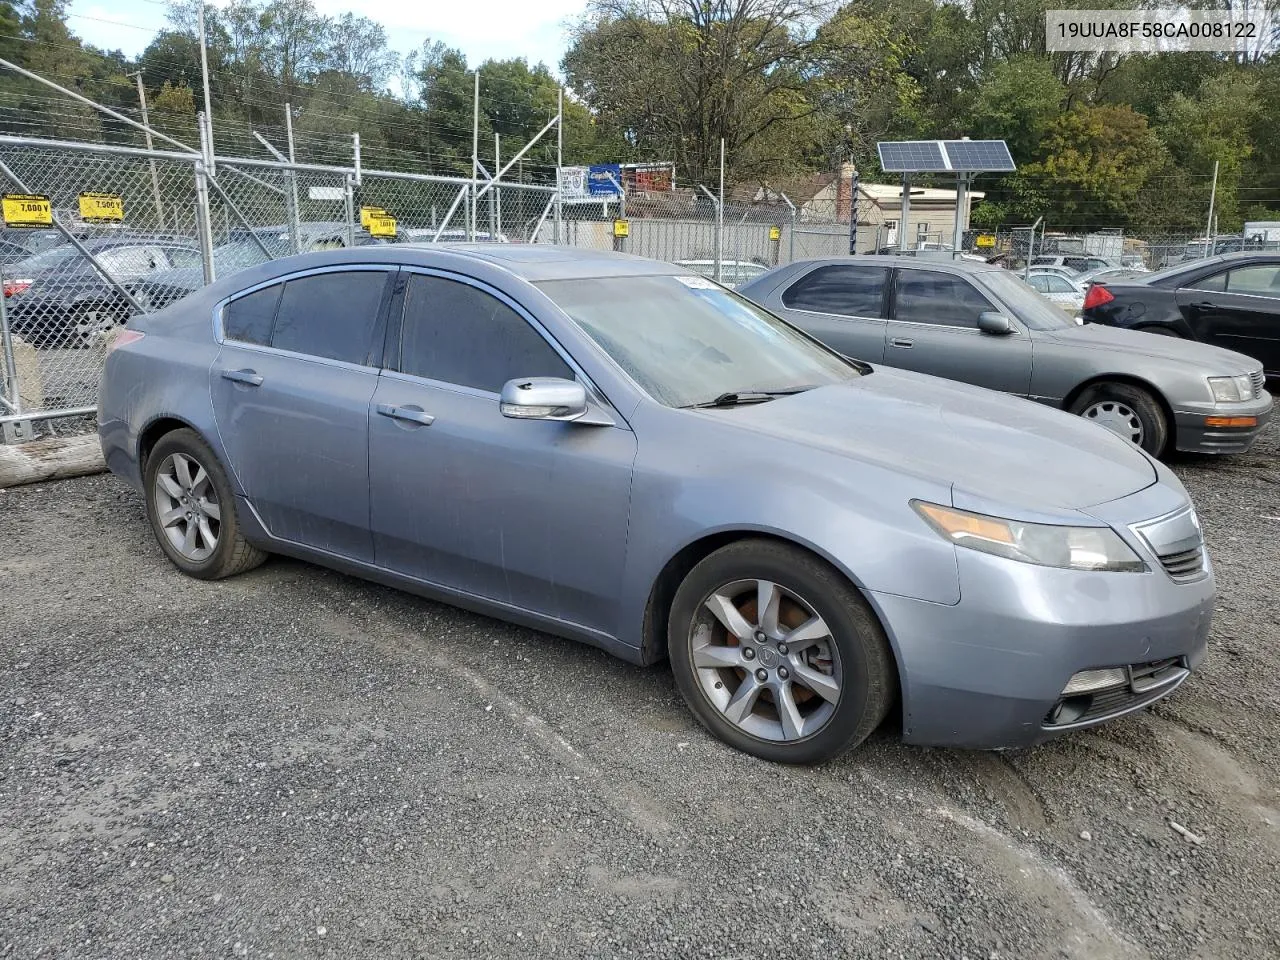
[1082,284,1115,311]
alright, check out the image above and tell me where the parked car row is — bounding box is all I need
[100,243,1255,766]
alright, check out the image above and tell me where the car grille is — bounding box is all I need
[1158,545,1207,582]
[1251,369,1266,399]
[1044,657,1188,728]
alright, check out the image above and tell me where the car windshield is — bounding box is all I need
[975,270,1078,330]
[538,274,861,408]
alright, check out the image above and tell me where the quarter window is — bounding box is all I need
[271,270,389,364]
[894,270,995,327]
[781,265,889,318]
[397,274,572,391]
[222,284,281,346]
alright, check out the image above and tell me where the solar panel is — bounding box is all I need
[877,141,948,173]
[942,140,1015,172]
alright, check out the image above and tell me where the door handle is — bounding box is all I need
[221,368,263,386]
[889,337,914,348]
[376,402,435,426]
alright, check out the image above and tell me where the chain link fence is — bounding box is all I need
[0,135,560,440]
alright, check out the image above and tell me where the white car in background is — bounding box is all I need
[675,259,770,288]
[1024,268,1086,313]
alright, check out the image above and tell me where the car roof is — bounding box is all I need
[783,255,1003,275]
[206,244,688,289]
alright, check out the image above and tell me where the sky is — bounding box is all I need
[66,0,590,77]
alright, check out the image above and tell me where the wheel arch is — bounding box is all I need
[639,529,906,713]
[137,414,206,477]
[1062,373,1177,449]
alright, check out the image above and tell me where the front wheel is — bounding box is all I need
[668,539,895,764]
[144,428,267,580]
[1069,381,1169,457]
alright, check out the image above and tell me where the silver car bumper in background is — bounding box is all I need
[1173,392,1272,455]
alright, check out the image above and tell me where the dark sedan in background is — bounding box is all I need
[1081,253,1280,378]
[739,256,1271,457]
[4,236,200,346]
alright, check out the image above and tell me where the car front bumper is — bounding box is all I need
[1173,392,1273,454]
[868,486,1214,749]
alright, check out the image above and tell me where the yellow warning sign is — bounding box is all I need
[78,192,125,222]
[368,214,397,238]
[769,225,782,242]
[360,206,386,229]
[2,193,52,228]
[612,218,630,238]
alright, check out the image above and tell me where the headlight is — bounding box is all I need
[912,501,1145,572]
[1207,375,1253,402]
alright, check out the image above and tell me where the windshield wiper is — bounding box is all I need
[685,387,813,409]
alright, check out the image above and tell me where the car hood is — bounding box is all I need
[698,367,1157,512]
[1057,322,1258,373]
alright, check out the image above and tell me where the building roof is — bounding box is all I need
[859,183,986,204]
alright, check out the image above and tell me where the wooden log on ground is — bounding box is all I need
[0,433,105,488]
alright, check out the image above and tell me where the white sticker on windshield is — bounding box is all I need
[675,274,719,290]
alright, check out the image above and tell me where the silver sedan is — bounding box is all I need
[739,256,1272,456]
[100,245,1214,763]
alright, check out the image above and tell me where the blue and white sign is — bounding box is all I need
[588,164,623,196]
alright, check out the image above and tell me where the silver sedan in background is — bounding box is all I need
[100,246,1214,763]
[739,256,1272,456]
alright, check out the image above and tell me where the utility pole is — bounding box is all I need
[197,1,215,174]
[555,87,564,244]
[127,70,164,226]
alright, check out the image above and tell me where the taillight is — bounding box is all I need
[107,329,145,353]
[3,278,32,297]
[1082,284,1115,310]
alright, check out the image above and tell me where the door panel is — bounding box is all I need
[885,269,1034,395]
[368,271,636,632]
[369,376,636,629]
[774,264,890,362]
[211,345,379,560]
[1178,271,1280,374]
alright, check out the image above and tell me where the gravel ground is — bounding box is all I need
[2,421,1278,959]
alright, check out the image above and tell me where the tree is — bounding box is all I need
[1011,105,1166,227]
[564,0,837,186]
[969,57,1064,165]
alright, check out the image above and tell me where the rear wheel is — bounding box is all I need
[668,539,895,764]
[1069,381,1169,456]
[144,429,267,580]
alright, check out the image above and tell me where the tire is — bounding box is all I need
[1136,325,1183,338]
[143,428,267,580]
[70,301,128,348]
[668,539,895,764]
[1069,381,1169,457]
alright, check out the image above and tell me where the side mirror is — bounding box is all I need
[499,377,588,422]
[977,311,1014,336]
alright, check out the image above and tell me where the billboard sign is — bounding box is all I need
[559,166,589,202]
[588,164,623,196]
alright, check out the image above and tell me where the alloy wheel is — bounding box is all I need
[1081,400,1144,445]
[154,452,221,562]
[688,579,842,742]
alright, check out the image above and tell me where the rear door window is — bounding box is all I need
[781,265,889,318]
[893,270,995,327]
[223,284,282,346]
[1226,265,1280,298]
[270,270,390,364]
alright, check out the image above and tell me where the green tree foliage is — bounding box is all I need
[1,0,1277,229]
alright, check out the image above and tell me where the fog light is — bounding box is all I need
[1062,668,1127,695]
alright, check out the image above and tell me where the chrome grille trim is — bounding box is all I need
[1131,506,1208,583]
[1250,369,1266,399]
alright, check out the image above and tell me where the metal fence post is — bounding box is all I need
[0,284,32,442]
[345,174,356,248]
[194,159,217,284]
[779,193,796,264]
